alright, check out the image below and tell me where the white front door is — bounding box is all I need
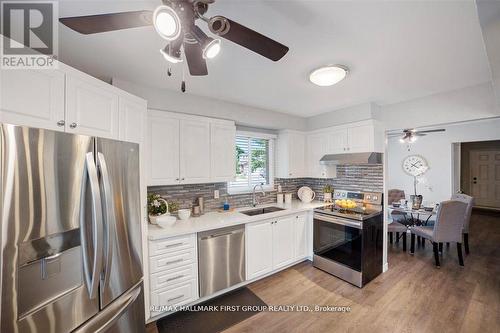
[470,150,500,208]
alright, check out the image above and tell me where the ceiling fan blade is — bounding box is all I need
[414,133,427,137]
[415,129,446,134]
[210,16,289,61]
[184,42,208,76]
[59,10,153,34]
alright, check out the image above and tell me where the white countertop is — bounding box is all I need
[148,200,328,240]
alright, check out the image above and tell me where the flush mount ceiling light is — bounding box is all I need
[153,5,181,41]
[309,65,349,86]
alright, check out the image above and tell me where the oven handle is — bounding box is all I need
[314,213,362,229]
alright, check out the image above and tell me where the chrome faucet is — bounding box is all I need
[252,183,265,207]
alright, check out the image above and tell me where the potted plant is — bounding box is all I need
[147,193,169,225]
[323,185,333,202]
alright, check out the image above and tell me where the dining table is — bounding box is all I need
[388,205,437,226]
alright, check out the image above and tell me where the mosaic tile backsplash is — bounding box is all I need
[148,165,383,213]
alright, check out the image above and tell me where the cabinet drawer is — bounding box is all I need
[149,234,196,257]
[151,280,198,312]
[150,264,196,292]
[149,248,196,273]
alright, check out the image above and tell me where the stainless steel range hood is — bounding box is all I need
[320,152,383,165]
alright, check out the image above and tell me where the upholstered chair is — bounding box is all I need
[450,193,474,254]
[388,189,407,247]
[410,200,468,267]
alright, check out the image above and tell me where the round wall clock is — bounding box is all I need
[402,155,428,176]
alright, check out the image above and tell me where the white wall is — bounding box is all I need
[306,102,376,130]
[387,118,500,204]
[378,82,499,130]
[112,78,306,131]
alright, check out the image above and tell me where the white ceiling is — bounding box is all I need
[58,0,492,117]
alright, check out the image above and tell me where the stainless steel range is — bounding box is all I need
[313,190,383,288]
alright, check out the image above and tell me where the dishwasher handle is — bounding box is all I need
[200,229,244,240]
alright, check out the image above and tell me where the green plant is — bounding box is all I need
[147,194,168,216]
[323,185,333,193]
[168,201,179,213]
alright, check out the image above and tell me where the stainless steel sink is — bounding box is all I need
[241,206,285,216]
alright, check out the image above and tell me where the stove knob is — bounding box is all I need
[373,195,378,201]
[366,195,371,200]
[342,193,346,197]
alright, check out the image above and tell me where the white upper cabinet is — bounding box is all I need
[65,75,119,138]
[146,110,235,186]
[210,122,236,182]
[347,124,373,153]
[307,132,330,178]
[329,128,348,154]
[147,114,180,186]
[179,119,211,184]
[277,130,306,178]
[119,95,147,144]
[0,68,65,131]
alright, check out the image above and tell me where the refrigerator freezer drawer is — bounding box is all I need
[149,234,196,257]
[151,279,198,314]
[18,246,83,317]
[149,248,197,274]
[150,263,197,292]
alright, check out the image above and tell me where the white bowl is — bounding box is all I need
[156,215,177,228]
[178,209,191,220]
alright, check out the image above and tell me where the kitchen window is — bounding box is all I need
[228,132,275,194]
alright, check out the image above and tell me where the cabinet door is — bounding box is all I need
[179,119,211,184]
[246,221,273,280]
[347,125,373,153]
[0,68,65,131]
[307,133,329,178]
[65,75,119,138]
[329,128,348,153]
[294,214,308,260]
[272,216,295,269]
[147,116,180,185]
[210,123,236,182]
[118,96,146,144]
[288,132,306,177]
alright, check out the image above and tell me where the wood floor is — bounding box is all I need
[147,211,500,333]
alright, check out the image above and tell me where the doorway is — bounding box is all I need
[460,141,500,209]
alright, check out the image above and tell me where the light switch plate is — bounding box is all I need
[214,190,219,199]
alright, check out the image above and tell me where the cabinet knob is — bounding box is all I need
[343,148,346,151]
[181,178,185,181]
[57,120,65,127]
[69,122,77,129]
[175,178,180,181]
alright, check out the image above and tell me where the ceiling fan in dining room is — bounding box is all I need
[59,0,289,91]
[388,128,446,151]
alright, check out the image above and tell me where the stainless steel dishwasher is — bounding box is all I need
[198,225,245,297]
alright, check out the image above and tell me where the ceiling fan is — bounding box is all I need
[59,0,289,90]
[388,128,445,144]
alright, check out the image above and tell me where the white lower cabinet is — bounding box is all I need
[246,220,274,280]
[246,212,309,280]
[148,234,199,317]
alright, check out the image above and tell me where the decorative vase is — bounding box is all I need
[410,195,423,209]
[149,213,170,225]
[324,192,332,202]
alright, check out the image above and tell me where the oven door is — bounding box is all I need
[313,213,362,272]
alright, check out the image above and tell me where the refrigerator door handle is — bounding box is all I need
[97,152,115,291]
[81,152,104,299]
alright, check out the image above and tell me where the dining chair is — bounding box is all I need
[450,193,474,255]
[410,200,468,267]
[388,221,408,251]
[388,189,407,245]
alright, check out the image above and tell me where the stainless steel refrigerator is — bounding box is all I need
[0,124,145,332]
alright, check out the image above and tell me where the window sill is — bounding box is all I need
[227,185,275,195]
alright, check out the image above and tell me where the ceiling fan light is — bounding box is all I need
[203,39,221,59]
[160,45,182,64]
[153,5,181,41]
[309,65,348,86]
